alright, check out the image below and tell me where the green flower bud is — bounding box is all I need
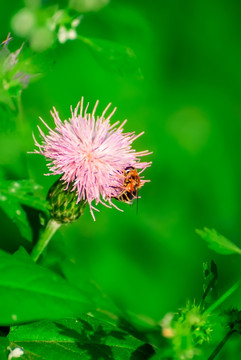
[47,179,86,223]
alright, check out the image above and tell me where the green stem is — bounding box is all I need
[204,280,241,315]
[208,330,235,360]
[16,94,23,122]
[31,219,61,262]
[201,276,217,309]
[14,93,24,134]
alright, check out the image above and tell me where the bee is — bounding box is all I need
[114,166,141,203]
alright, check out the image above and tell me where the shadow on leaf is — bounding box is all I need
[54,318,154,360]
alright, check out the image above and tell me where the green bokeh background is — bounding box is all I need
[1,0,241,351]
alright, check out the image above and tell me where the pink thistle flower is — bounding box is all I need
[33,98,151,220]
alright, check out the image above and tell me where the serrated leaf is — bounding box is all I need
[12,246,33,262]
[7,316,154,360]
[196,228,241,255]
[0,179,49,242]
[0,249,92,326]
[78,36,142,78]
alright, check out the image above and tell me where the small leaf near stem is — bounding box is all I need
[30,219,61,262]
[207,330,235,360]
[196,228,241,255]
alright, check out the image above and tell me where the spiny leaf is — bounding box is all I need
[196,228,241,255]
[0,179,49,241]
[0,248,92,326]
[7,316,154,360]
[78,36,142,78]
[0,179,48,212]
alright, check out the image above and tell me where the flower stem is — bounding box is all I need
[207,330,235,360]
[16,94,23,123]
[31,219,61,262]
[204,280,241,315]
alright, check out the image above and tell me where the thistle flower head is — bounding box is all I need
[33,98,151,220]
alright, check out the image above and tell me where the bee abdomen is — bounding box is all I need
[114,191,136,203]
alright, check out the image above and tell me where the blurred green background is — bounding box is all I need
[1,0,241,348]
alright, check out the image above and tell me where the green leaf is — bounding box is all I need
[196,228,241,255]
[0,88,15,110]
[223,308,241,333]
[0,249,92,326]
[0,180,48,212]
[0,337,10,359]
[0,179,49,241]
[78,36,142,78]
[0,196,32,242]
[7,316,154,360]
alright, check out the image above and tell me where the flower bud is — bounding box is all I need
[47,179,86,223]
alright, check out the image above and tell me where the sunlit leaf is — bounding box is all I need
[196,228,241,255]
[78,36,142,78]
[0,248,92,326]
[7,316,154,360]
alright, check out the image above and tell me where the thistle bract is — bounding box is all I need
[47,179,86,223]
[33,98,151,220]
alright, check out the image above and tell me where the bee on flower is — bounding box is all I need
[32,98,151,220]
